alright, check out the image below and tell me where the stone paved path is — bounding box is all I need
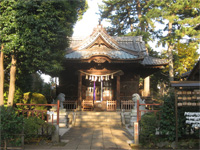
[25,127,133,150]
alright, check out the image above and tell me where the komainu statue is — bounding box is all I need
[132,93,146,110]
[55,93,65,109]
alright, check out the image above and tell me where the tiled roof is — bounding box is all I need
[142,56,168,65]
[112,36,146,53]
[69,36,146,54]
[65,24,168,66]
[65,45,138,59]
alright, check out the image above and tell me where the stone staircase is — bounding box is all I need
[74,111,122,127]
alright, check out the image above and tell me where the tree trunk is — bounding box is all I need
[136,0,145,31]
[7,55,17,107]
[0,44,4,106]
[168,22,174,81]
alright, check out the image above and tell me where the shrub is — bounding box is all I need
[17,92,47,111]
[0,106,23,147]
[139,112,159,146]
[159,92,176,141]
[23,92,47,106]
[24,117,55,143]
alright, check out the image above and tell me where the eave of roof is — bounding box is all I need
[65,48,138,60]
[170,81,200,87]
[141,56,168,66]
[187,60,200,80]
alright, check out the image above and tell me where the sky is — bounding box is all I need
[73,0,109,37]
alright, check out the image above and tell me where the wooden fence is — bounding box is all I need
[121,100,134,111]
[107,100,117,111]
[63,100,77,110]
[137,99,162,122]
[16,100,60,125]
[82,100,94,111]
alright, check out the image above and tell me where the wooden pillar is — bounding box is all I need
[175,88,178,144]
[78,73,82,110]
[116,76,120,108]
[143,76,150,97]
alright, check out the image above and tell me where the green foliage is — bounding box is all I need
[149,0,200,81]
[0,106,23,145]
[140,112,159,146]
[0,0,87,105]
[159,93,176,141]
[23,117,55,143]
[22,92,47,110]
[14,87,23,104]
[1,0,88,75]
[148,49,170,99]
[174,42,199,79]
[100,0,155,36]
[100,0,200,82]
[159,92,200,142]
[31,73,44,93]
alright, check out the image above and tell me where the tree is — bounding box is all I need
[148,0,200,81]
[99,0,155,37]
[100,0,200,82]
[0,0,87,106]
[174,42,199,79]
[0,45,4,105]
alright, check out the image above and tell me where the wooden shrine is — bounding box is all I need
[58,24,168,111]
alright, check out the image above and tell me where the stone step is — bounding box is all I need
[75,122,121,126]
[75,115,121,119]
[75,112,121,115]
[75,124,121,128]
[75,120,121,123]
[75,118,121,122]
[74,111,122,127]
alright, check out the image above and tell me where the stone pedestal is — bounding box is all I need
[130,109,137,126]
[48,108,68,127]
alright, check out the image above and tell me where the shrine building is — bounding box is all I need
[58,24,168,111]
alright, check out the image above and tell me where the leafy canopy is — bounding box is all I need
[0,0,88,76]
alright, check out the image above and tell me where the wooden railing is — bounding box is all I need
[137,99,162,122]
[107,100,117,111]
[82,100,94,111]
[16,100,60,125]
[121,100,134,111]
[63,100,77,110]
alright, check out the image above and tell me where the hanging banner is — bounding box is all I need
[185,112,200,128]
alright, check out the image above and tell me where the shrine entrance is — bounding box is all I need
[79,69,123,110]
[84,80,113,101]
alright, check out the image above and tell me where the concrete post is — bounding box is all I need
[52,125,60,142]
[134,122,139,144]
